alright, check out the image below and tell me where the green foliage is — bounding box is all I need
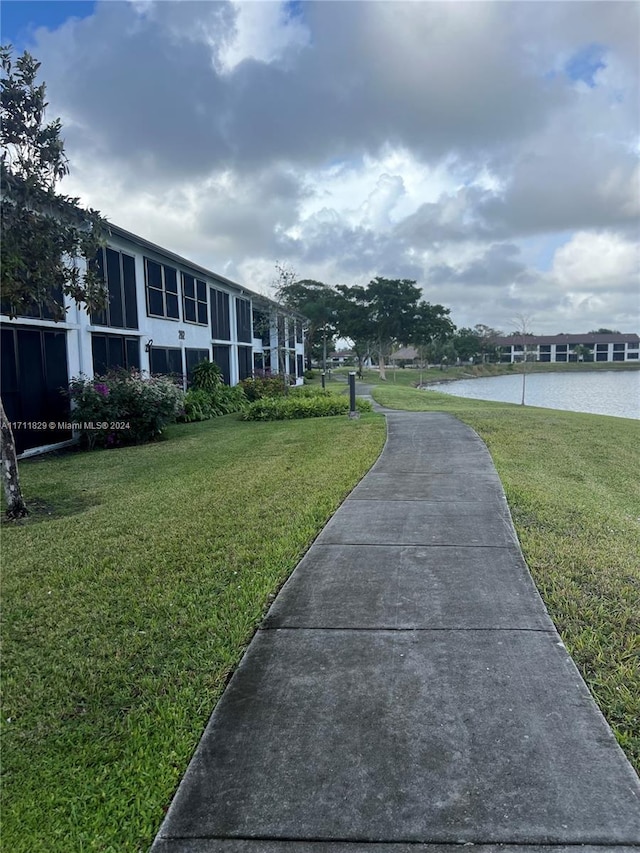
[239,374,287,401]
[243,395,372,421]
[68,370,184,448]
[1,413,385,850]
[191,359,223,392]
[0,46,107,320]
[179,385,247,422]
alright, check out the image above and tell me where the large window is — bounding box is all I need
[185,348,210,384]
[1,283,65,321]
[236,298,252,343]
[211,289,230,340]
[182,274,208,325]
[238,346,252,381]
[92,333,140,375]
[92,248,138,329]
[145,259,179,319]
[149,347,183,378]
[1,325,70,452]
[212,345,231,385]
[253,310,270,346]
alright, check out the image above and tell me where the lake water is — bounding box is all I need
[429,370,640,420]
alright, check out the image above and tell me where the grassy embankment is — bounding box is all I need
[1,413,386,852]
[373,383,640,775]
[326,360,640,387]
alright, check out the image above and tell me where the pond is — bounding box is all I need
[429,370,640,420]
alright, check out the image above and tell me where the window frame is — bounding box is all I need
[145,258,180,321]
[181,274,208,326]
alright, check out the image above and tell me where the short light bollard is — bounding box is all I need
[321,371,326,389]
[348,371,359,419]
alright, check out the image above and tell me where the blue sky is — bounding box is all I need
[2,1,96,49]
[1,1,638,334]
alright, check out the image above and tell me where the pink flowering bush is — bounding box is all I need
[68,369,184,449]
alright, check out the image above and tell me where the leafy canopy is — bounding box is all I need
[1,45,107,320]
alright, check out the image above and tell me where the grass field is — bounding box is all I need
[1,413,386,852]
[373,384,640,774]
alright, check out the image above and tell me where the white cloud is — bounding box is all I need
[12,0,639,334]
[553,231,639,290]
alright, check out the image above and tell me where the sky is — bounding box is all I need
[2,0,639,335]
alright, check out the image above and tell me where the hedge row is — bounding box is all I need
[242,395,372,421]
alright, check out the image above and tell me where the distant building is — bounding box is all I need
[1,223,306,455]
[390,346,419,365]
[494,333,640,364]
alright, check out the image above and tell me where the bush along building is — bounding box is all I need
[494,333,640,364]
[1,224,306,456]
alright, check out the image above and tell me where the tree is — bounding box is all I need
[453,327,482,362]
[276,278,339,371]
[1,46,108,518]
[364,277,423,379]
[473,324,503,362]
[512,314,534,405]
[410,302,455,365]
[573,344,593,362]
[334,284,376,377]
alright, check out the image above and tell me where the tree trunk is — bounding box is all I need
[378,341,386,380]
[1,397,28,519]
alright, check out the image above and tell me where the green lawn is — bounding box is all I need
[374,384,640,773]
[1,413,386,852]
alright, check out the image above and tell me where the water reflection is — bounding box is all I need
[431,370,640,420]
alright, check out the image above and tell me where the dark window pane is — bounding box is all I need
[196,280,206,302]
[148,287,164,316]
[92,249,108,325]
[211,289,231,340]
[164,267,178,293]
[184,300,197,322]
[146,259,162,289]
[125,338,140,370]
[238,346,252,380]
[106,248,124,328]
[297,354,304,376]
[122,254,138,329]
[212,345,231,385]
[92,335,108,375]
[236,298,251,343]
[150,348,168,374]
[168,348,183,375]
[166,293,179,319]
[197,302,208,325]
[186,348,210,384]
[183,274,195,299]
[1,328,18,394]
[107,336,126,370]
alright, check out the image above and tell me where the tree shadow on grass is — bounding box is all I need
[1,492,101,525]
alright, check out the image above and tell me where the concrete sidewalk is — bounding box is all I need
[152,411,640,852]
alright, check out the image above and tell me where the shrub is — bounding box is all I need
[288,386,333,398]
[178,385,247,423]
[239,374,287,401]
[181,388,215,422]
[191,359,223,392]
[68,369,184,449]
[242,395,372,421]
